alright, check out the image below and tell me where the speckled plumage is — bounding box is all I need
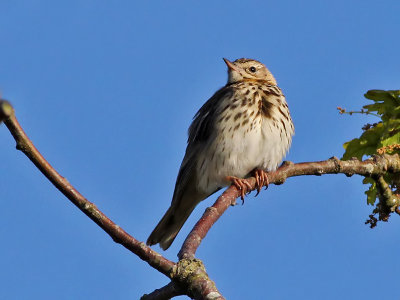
[147,58,294,250]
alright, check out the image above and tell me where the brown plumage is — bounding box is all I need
[147,58,294,250]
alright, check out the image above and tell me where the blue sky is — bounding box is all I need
[0,1,399,299]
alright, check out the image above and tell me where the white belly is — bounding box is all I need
[195,84,294,194]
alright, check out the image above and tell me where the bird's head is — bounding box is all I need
[223,58,277,86]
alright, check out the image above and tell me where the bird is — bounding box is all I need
[147,58,294,250]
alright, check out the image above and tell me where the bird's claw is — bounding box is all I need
[254,169,269,196]
[226,176,252,204]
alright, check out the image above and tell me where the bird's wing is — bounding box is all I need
[171,86,233,206]
[146,85,235,249]
[188,86,234,144]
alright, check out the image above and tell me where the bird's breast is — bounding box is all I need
[196,82,294,194]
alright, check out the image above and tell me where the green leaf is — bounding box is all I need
[381,131,400,147]
[341,89,400,208]
[363,90,400,120]
[363,102,395,116]
[363,177,377,205]
[342,123,384,160]
[364,90,400,102]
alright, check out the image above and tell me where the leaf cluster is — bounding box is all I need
[342,90,400,205]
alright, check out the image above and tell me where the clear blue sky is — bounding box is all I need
[0,1,399,299]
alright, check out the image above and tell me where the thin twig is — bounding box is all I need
[141,282,184,300]
[337,107,380,117]
[375,176,398,208]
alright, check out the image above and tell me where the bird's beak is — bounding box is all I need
[223,58,239,72]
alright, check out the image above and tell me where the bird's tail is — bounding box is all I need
[147,181,208,250]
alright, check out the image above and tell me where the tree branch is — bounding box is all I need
[375,175,398,208]
[173,259,224,300]
[0,100,175,277]
[3,98,400,299]
[1,99,225,299]
[141,282,184,300]
[179,156,400,259]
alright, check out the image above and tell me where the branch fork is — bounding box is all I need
[2,99,400,299]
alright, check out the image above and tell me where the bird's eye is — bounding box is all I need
[249,66,257,73]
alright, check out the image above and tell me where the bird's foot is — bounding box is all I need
[226,176,252,203]
[254,169,269,196]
